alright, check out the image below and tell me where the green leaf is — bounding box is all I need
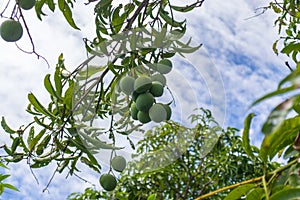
[11,137,20,154]
[1,117,16,134]
[27,127,35,147]
[0,184,4,195]
[260,116,300,161]
[171,5,195,12]
[278,67,300,89]
[224,184,256,200]
[44,74,62,100]
[0,174,10,182]
[35,0,47,20]
[172,44,202,54]
[64,82,74,111]
[80,157,100,173]
[147,194,157,200]
[281,43,300,55]
[159,10,186,27]
[29,129,46,151]
[54,69,63,97]
[242,113,255,160]
[246,188,264,200]
[270,188,300,200]
[58,0,80,30]
[46,0,55,11]
[2,183,19,192]
[28,93,56,119]
[251,86,297,107]
[261,98,295,135]
[79,133,123,150]
[272,40,279,55]
[57,160,69,173]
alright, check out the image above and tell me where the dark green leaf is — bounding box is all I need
[35,0,47,20]
[58,0,80,29]
[1,117,16,134]
[46,0,55,11]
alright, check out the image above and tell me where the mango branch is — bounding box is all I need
[194,158,298,200]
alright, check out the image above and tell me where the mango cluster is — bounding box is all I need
[119,59,173,124]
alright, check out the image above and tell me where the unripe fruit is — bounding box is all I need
[163,104,172,120]
[119,76,135,95]
[111,156,126,172]
[137,111,151,123]
[0,20,23,42]
[157,59,172,74]
[150,81,164,97]
[130,102,138,120]
[132,91,139,102]
[18,0,36,10]
[134,76,152,93]
[135,93,154,111]
[149,103,167,123]
[151,73,166,86]
[99,174,117,191]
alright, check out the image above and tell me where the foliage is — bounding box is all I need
[0,160,19,195]
[68,109,277,200]
[0,0,300,199]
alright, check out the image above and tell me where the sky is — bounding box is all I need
[0,0,292,199]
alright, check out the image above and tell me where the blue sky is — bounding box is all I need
[0,0,292,199]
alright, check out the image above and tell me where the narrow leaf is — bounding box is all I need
[44,74,61,100]
[251,86,297,107]
[2,183,19,192]
[28,93,56,119]
[242,113,255,159]
[0,174,10,182]
[1,117,16,134]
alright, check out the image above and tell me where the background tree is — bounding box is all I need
[68,109,278,200]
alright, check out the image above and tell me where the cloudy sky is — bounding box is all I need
[0,0,292,199]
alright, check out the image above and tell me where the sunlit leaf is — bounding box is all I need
[2,183,19,192]
[242,113,255,160]
[1,117,16,134]
[224,184,256,200]
[260,116,300,161]
[270,188,300,200]
[28,93,56,119]
[262,98,294,135]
